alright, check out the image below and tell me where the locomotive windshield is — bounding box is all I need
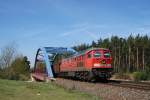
[104,52,110,58]
[94,52,101,57]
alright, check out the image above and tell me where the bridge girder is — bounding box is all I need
[34,47,76,79]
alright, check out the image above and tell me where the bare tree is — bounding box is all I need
[0,43,17,68]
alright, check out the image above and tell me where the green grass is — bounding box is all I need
[0,79,99,100]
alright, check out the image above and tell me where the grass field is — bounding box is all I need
[0,79,99,100]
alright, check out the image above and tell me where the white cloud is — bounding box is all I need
[60,23,107,39]
[61,27,87,36]
[85,31,100,40]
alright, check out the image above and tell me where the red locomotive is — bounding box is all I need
[54,48,113,81]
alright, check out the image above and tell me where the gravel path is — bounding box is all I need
[55,78,150,100]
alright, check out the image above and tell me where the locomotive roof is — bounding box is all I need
[77,47,109,55]
[62,48,109,60]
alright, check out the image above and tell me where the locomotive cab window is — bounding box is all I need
[104,52,110,58]
[94,52,101,58]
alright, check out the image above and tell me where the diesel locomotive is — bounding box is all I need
[53,48,113,81]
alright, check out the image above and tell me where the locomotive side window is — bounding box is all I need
[94,52,101,57]
[88,53,91,58]
[104,52,110,58]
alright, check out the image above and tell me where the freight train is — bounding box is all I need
[53,48,113,81]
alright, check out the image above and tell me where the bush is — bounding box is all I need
[132,72,148,82]
[0,56,30,81]
[114,73,132,80]
[19,74,29,81]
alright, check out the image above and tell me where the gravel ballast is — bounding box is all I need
[55,78,150,100]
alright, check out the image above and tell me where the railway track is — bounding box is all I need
[56,78,150,91]
[106,80,150,91]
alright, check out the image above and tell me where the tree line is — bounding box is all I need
[72,34,150,74]
[0,44,30,80]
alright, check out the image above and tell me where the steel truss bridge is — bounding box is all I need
[32,47,76,81]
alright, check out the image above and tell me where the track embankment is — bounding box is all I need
[54,78,150,100]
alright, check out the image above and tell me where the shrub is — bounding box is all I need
[114,73,132,80]
[19,74,30,81]
[132,72,148,82]
[0,56,30,81]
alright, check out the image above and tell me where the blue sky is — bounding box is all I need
[0,0,150,66]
